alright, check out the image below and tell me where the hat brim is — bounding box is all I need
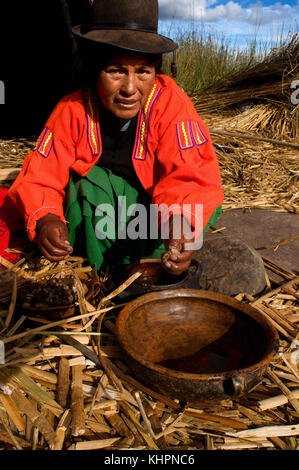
[72,25,177,54]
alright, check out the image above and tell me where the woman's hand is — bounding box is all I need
[162,215,194,275]
[37,214,73,262]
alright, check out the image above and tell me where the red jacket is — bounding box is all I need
[8,74,223,242]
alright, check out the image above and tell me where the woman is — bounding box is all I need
[7,0,223,276]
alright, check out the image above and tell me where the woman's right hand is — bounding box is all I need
[37,214,73,261]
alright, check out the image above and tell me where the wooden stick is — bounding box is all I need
[258,389,299,410]
[0,408,23,450]
[265,235,299,250]
[237,404,289,450]
[4,274,17,330]
[25,397,35,443]
[69,437,121,450]
[69,356,85,367]
[251,277,299,305]
[216,438,274,449]
[121,413,144,446]
[88,373,108,413]
[184,408,248,430]
[56,409,72,450]
[21,365,57,385]
[58,358,70,409]
[282,285,299,301]
[40,392,55,447]
[0,429,31,448]
[55,333,101,367]
[0,392,25,432]
[119,401,159,450]
[252,304,294,341]
[0,256,34,280]
[5,367,63,418]
[86,417,112,434]
[257,303,297,336]
[107,361,180,410]
[11,387,61,450]
[1,304,120,345]
[6,315,27,337]
[71,364,85,436]
[98,271,142,307]
[281,353,299,381]
[106,412,133,438]
[268,437,290,451]
[232,423,299,438]
[261,256,296,279]
[216,441,272,450]
[210,129,299,150]
[135,391,157,440]
[38,330,104,337]
[266,369,299,415]
[99,355,125,393]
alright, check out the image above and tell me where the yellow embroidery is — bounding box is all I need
[133,83,161,161]
[191,121,208,146]
[195,127,201,142]
[137,84,157,159]
[181,122,190,148]
[176,120,194,150]
[145,84,156,114]
[88,94,98,154]
[41,131,53,154]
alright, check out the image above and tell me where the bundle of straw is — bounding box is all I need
[192,35,299,139]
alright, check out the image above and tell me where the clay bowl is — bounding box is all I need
[116,289,279,402]
[124,258,187,287]
[109,258,202,300]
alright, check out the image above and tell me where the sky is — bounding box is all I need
[158,0,299,49]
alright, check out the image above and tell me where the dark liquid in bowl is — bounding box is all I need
[158,312,267,374]
[159,341,243,373]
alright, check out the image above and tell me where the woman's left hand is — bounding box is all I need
[162,215,194,275]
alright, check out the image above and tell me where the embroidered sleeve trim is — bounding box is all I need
[34,128,53,158]
[190,121,208,146]
[176,120,208,150]
[176,120,194,150]
[27,206,64,228]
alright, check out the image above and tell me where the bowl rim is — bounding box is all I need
[115,288,279,380]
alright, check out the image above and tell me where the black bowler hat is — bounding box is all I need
[72,0,177,54]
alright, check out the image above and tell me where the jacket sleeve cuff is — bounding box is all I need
[26,207,66,242]
[157,204,203,243]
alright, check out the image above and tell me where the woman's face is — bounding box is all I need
[96,54,156,119]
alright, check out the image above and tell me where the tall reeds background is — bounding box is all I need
[161,25,296,94]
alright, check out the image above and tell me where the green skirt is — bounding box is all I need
[65,166,222,270]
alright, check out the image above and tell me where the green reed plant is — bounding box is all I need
[161,26,278,95]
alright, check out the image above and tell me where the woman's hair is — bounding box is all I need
[77,40,162,88]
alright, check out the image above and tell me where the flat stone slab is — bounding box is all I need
[203,208,299,281]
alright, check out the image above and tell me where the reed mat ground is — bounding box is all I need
[0,253,297,451]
